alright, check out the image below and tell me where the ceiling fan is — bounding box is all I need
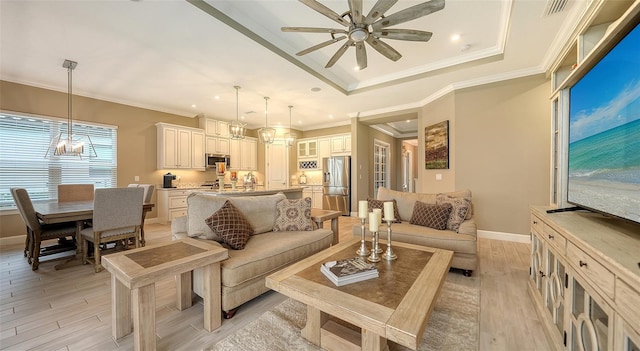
[282,0,445,70]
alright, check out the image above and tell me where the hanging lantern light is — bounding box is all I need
[229,85,246,140]
[284,105,297,147]
[258,96,276,144]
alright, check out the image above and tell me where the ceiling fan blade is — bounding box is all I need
[282,27,347,34]
[299,0,350,27]
[348,0,363,23]
[363,0,398,25]
[365,36,402,61]
[296,36,347,56]
[372,0,445,30]
[326,40,353,68]
[372,28,433,42]
[355,42,367,69]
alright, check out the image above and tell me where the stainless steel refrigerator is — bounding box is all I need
[322,156,351,215]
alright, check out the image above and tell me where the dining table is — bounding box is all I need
[33,200,154,269]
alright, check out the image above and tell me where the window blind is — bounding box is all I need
[0,112,117,209]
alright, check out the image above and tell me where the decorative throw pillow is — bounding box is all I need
[205,200,254,249]
[436,194,472,232]
[409,201,453,230]
[367,198,402,223]
[273,197,313,231]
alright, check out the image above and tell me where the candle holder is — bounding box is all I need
[383,220,397,261]
[356,218,370,256]
[217,174,225,191]
[367,231,381,263]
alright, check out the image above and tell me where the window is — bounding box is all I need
[0,112,117,209]
[373,140,390,198]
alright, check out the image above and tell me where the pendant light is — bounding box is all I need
[45,59,97,159]
[229,85,246,140]
[284,105,297,148]
[258,96,276,144]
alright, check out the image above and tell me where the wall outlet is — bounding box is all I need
[134,176,139,182]
[436,174,442,181]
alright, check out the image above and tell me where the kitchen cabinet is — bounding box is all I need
[205,136,230,155]
[298,139,317,159]
[229,137,257,171]
[157,189,192,224]
[330,134,351,155]
[317,137,331,167]
[198,115,229,138]
[156,123,205,170]
[302,185,323,209]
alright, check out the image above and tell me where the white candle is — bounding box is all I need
[383,201,395,221]
[358,200,368,219]
[369,212,379,232]
[373,208,382,226]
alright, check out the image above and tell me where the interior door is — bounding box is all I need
[266,141,288,189]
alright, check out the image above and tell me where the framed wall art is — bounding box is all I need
[425,120,449,169]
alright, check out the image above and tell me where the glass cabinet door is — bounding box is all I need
[545,249,566,338]
[569,275,611,351]
[530,231,545,297]
[614,314,640,351]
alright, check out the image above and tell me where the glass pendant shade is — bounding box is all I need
[229,85,246,140]
[258,96,276,144]
[284,105,297,148]
[45,59,97,159]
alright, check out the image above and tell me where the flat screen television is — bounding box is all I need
[567,20,640,224]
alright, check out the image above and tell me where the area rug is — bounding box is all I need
[210,272,480,351]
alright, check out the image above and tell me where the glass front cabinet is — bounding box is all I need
[614,314,640,351]
[545,248,566,339]
[568,274,613,351]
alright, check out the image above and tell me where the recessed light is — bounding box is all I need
[406,120,411,123]
[311,87,321,92]
[354,66,360,71]
[451,34,461,42]
[191,104,197,108]
[214,96,220,100]
[328,115,334,119]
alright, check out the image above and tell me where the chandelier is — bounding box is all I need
[258,96,276,144]
[284,105,297,148]
[229,85,246,140]
[45,59,97,159]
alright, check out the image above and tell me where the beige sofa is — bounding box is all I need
[353,187,477,276]
[172,192,334,317]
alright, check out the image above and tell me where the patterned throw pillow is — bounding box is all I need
[205,200,254,249]
[409,201,453,230]
[367,198,402,223]
[436,194,472,232]
[273,197,313,231]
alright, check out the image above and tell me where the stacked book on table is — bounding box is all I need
[321,257,379,286]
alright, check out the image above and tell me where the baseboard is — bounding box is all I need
[478,230,530,243]
[144,217,159,225]
[0,235,26,247]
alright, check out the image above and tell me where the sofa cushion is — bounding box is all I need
[409,201,452,230]
[377,187,473,221]
[273,197,313,231]
[187,192,287,240]
[376,222,477,255]
[437,193,472,232]
[367,198,401,223]
[205,200,254,249]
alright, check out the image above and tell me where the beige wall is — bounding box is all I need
[416,75,551,235]
[0,80,260,238]
[455,75,550,235]
[301,125,351,138]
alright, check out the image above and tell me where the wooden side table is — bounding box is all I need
[101,238,228,351]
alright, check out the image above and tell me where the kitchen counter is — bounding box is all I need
[191,186,303,198]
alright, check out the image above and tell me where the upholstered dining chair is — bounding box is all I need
[58,184,94,202]
[80,187,144,273]
[127,184,155,203]
[10,187,77,270]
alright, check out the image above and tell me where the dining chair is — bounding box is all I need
[10,187,78,270]
[58,184,94,202]
[80,187,144,273]
[127,184,155,246]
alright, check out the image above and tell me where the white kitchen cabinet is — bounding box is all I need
[317,137,331,168]
[198,115,230,138]
[205,136,230,155]
[298,139,317,159]
[312,185,323,209]
[156,123,204,170]
[331,134,351,155]
[229,137,257,171]
[157,189,192,224]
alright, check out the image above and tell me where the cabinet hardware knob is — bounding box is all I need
[548,234,554,239]
[533,221,538,224]
[579,260,587,267]
[539,271,546,277]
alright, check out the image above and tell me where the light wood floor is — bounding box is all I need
[0,217,550,350]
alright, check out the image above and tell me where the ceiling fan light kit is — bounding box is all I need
[283,0,445,69]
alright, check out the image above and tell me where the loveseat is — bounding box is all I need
[352,187,477,276]
[172,192,334,317]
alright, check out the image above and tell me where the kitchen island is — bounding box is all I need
[156,186,303,224]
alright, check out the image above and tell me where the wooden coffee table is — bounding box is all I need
[266,238,453,351]
[101,238,228,351]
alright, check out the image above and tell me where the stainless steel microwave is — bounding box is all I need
[205,154,230,169]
